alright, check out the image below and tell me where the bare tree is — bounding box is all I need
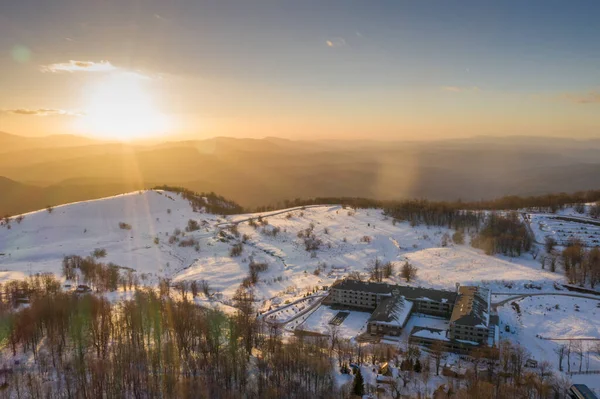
[555,344,567,372]
[430,340,446,376]
[347,271,363,281]
[566,340,573,373]
[367,258,383,282]
[545,236,557,253]
[573,340,584,373]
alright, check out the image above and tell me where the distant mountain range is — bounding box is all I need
[1,131,599,216]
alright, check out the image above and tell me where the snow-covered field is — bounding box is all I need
[296,305,371,338]
[528,213,600,247]
[498,295,600,389]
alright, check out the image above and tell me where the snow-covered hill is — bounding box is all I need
[0,190,563,305]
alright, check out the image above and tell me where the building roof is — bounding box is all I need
[410,326,449,341]
[571,384,599,399]
[331,279,457,303]
[331,279,395,294]
[369,296,413,326]
[450,286,490,327]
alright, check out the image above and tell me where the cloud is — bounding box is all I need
[562,90,600,104]
[154,13,169,21]
[442,86,480,93]
[2,108,83,117]
[40,59,151,79]
[326,38,346,48]
[40,60,117,73]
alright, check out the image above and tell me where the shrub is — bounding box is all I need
[178,238,199,248]
[228,224,240,237]
[92,248,107,258]
[452,230,465,245]
[248,259,269,285]
[304,235,322,251]
[230,243,243,257]
[119,222,132,230]
[360,235,372,243]
[186,219,200,232]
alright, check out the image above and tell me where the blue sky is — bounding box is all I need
[1,0,599,140]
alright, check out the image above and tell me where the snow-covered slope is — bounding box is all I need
[1,190,564,304]
[0,190,215,282]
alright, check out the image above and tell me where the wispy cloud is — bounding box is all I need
[326,38,346,48]
[442,86,480,93]
[154,13,170,21]
[41,60,117,73]
[40,59,152,79]
[562,90,600,104]
[1,108,84,117]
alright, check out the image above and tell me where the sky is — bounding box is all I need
[1,0,599,141]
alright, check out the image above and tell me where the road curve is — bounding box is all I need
[492,292,600,308]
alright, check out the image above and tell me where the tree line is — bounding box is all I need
[471,212,533,257]
[0,276,343,398]
[259,189,600,216]
[558,238,600,288]
[153,186,245,215]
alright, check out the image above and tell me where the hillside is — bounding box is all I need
[0,189,564,301]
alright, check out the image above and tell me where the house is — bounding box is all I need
[75,285,92,293]
[525,359,538,368]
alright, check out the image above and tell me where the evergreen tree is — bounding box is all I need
[414,358,422,373]
[352,367,365,396]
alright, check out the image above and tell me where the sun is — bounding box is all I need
[75,73,170,141]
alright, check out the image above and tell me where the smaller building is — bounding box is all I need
[75,284,92,293]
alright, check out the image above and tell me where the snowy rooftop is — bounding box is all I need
[411,327,449,342]
[369,296,413,327]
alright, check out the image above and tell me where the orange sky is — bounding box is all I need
[1,1,599,141]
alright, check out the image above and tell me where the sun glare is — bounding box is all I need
[75,73,170,141]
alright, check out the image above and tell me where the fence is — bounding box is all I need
[568,370,600,376]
